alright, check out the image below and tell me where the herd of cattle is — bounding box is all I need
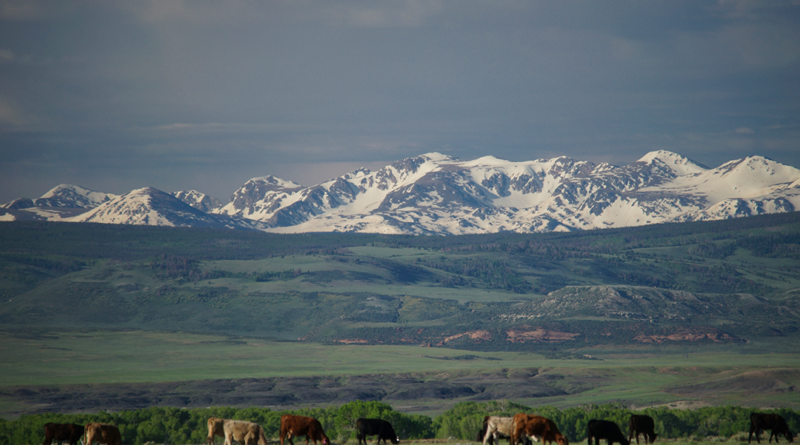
[41,412,793,445]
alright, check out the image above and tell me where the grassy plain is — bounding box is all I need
[1,329,799,419]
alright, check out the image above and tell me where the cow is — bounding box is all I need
[43,423,85,445]
[356,418,399,445]
[628,415,657,444]
[749,413,794,443]
[222,420,269,445]
[511,414,568,445]
[481,416,516,445]
[84,423,122,445]
[280,414,330,445]
[587,420,629,445]
[478,417,533,445]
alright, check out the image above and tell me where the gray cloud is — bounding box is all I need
[1,0,799,203]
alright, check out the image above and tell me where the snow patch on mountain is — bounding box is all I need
[70,187,262,230]
[37,184,117,208]
[172,190,222,213]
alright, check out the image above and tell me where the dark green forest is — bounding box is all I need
[2,401,798,445]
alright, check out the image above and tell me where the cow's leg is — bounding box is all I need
[751,427,761,444]
[483,428,494,445]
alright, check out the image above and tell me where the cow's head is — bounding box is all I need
[556,436,569,445]
[785,430,793,443]
[647,433,658,444]
[393,437,400,445]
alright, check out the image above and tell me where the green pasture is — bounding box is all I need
[2,328,799,387]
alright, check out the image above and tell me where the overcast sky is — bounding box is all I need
[1,0,799,203]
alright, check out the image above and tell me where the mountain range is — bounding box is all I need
[2,150,799,235]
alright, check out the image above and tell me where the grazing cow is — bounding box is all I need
[280,415,330,445]
[587,420,629,445]
[356,418,399,445]
[43,423,85,445]
[511,414,568,445]
[478,417,533,445]
[222,420,268,445]
[749,413,794,443]
[628,415,657,444]
[482,416,516,445]
[84,423,122,445]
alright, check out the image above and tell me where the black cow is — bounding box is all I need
[749,413,794,443]
[43,423,84,445]
[356,418,399,445]
[587,420,629,445]
[628,415,657,444]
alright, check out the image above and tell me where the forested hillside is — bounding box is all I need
[1,213,799,351]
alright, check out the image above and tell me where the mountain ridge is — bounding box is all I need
[2,150,799,234]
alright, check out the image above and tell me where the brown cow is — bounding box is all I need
[43,423,85,445]
[512,414,568,445]
[749,413,794,443]
[223,420,268,445]
[628,415,657,445]
[84,423,122,445]
[280,415,330,445]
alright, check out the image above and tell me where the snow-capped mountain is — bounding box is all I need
[0,184,116,210]
[36,184,116,208]
[214,151,800,234]
[172,190,223,213]
[0,184,117,222]
[2,151,799,234]
[69,187,262,230]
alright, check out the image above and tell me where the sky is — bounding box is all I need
[1,0,799,203]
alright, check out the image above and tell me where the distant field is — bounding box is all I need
[5,329,800,387]
[1,329,799,419]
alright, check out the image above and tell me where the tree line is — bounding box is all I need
[2,401,798,445]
